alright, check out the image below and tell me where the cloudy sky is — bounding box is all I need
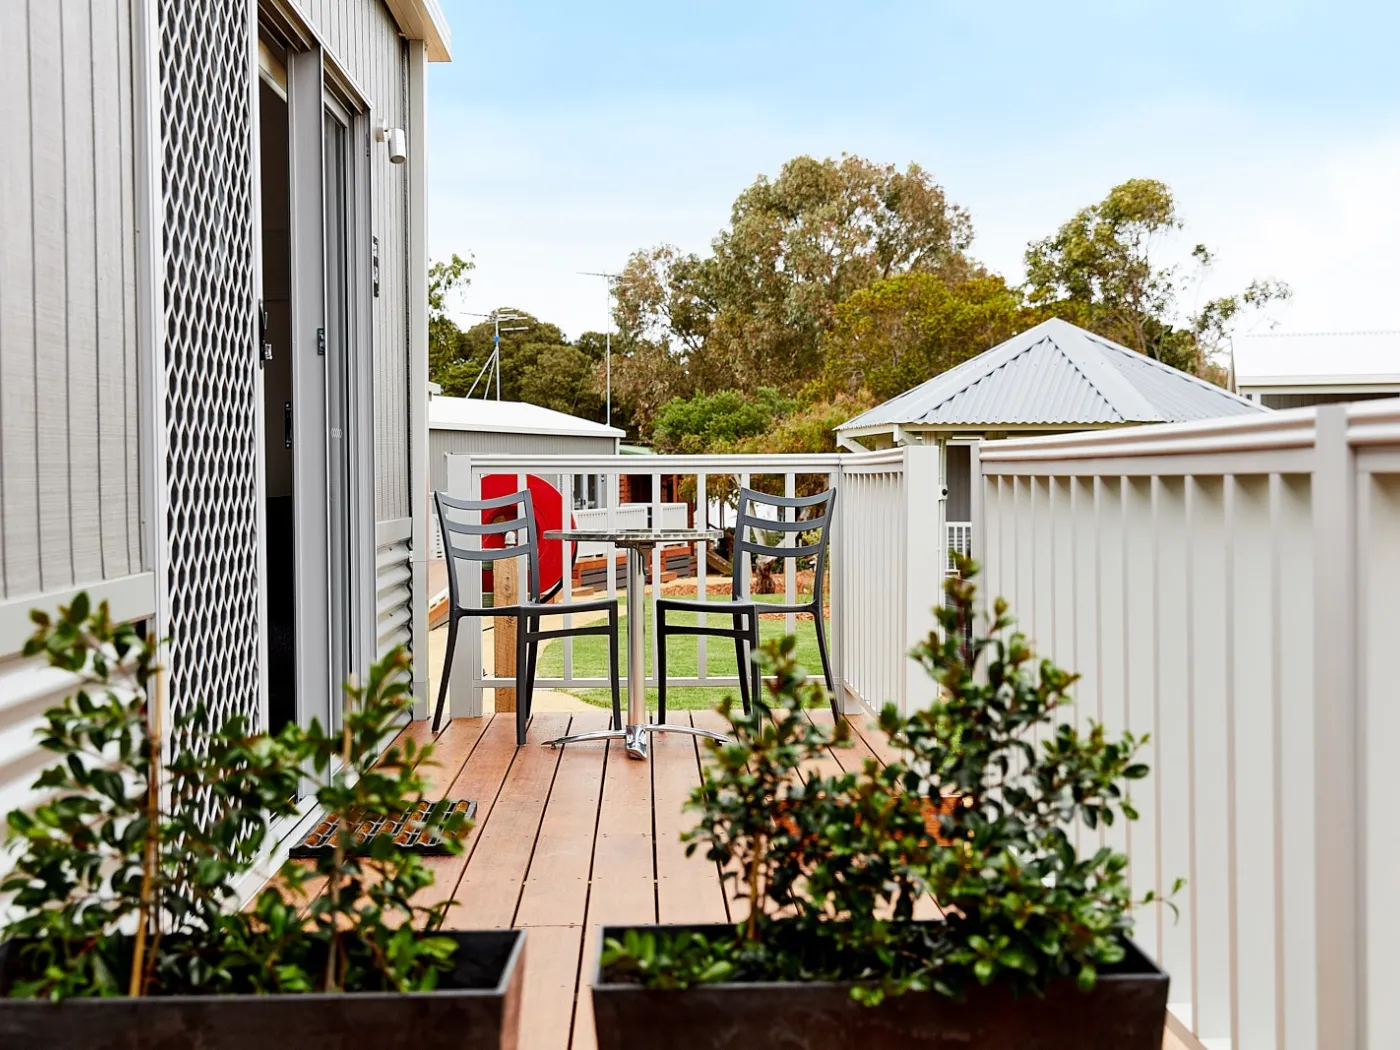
[426,1,1400,349]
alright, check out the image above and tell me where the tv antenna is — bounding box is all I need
[463,310,529,400]
[579,272,619,427]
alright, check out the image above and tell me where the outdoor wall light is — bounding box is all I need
[376,123,408,164]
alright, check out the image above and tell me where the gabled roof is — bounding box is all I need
[838,318,1264,432]
[429,396,624,439]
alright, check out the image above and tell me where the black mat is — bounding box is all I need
[289,799,478,858]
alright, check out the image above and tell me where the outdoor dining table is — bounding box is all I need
[543,528,729,760]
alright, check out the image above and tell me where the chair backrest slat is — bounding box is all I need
[443,515,525,537]
[435,489,543,609]
[731,485,836,604]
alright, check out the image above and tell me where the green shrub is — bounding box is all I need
[601,559,1173,1001]
[2,595,469,999]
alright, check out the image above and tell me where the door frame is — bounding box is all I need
[323,89,378,698]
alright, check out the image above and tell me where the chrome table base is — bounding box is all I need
[544,721,730,760]
[540,530,730,760]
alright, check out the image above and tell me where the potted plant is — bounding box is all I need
[0,596,523,1050]
[591,561,1173,1050]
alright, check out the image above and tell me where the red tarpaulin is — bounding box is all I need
[479,474,575,598]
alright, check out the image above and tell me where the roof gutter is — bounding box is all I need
[384,0,452,61]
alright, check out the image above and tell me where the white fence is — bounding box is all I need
[440,448,945,718]
[573,503,688,557]
[974,401,1400,1050]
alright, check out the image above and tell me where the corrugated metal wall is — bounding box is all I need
[0,0,143,601]
[297,0,412,523]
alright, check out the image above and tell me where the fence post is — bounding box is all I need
[445,454,484,718]
[828,464,846,712]
[1311,404,1359,1049]
[902,445,943,713]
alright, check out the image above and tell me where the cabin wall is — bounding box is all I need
[0,0,144,604]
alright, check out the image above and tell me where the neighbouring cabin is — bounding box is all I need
[835,318,1267,572]
[1234,329,1400,409]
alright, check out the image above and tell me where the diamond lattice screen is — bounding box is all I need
[160,2,262,739]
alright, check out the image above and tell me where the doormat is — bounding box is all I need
[289,799,478,858]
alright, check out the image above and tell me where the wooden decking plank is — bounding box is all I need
[573,736,658,1050]
[653,714,728,925]
[442,714,571,929]
[588,736,656,922]
[417,714,520,912]
[513,710,612,928]
[848,710,904,767]
[517,923,586,1050]
[421,714,493,793]
[808,708,881,774]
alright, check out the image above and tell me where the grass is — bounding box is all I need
[535,593,827,711]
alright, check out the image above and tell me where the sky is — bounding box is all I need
[426,1,1400,351]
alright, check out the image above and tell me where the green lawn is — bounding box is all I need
[536,593,827,711]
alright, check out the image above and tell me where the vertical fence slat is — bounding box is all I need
[561,472,574,680]
[697,472,708,680]
[784,472,796,636]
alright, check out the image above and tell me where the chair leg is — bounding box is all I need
[524,618,539,720]
[732,621,751,717]
[432,615,459,733]
[657,615,669,725]
[813,608,840,722]
[748,611,761,713]
[608,606,622,731]
[515,613,529,746]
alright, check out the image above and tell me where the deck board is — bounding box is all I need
[653,715,729,926]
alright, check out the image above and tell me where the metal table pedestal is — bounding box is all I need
[541,529,728,760]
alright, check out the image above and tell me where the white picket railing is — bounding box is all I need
[946,520,972,572]
[573,503,688,557]
[973,400,1400,1050]
[440,448,946,719]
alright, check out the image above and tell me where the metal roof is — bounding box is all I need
[428,395,625,439]
[1234,330,1400,386]
[838,318,1264,431]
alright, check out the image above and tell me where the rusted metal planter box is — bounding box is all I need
[0,929,524,1050]
[591,924,1167,1050]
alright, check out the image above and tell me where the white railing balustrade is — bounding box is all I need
[573,503,688,557]
[439,448,947,721]
[973,401,1400,1050]
[945,520,972,573]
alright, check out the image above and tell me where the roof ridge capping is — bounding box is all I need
[1041,319,1162,422]
[836,319,1065,430]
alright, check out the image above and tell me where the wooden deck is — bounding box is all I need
[393,706,888,1050]
[400,708,1181,1050]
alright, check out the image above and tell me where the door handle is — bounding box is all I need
[259,300,273,365]
[284,401,292,448]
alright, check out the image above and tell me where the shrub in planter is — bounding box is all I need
[0,596,521,1050]
[593,560,1173,1050]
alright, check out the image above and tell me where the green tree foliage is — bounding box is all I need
[817,272,1032,402]
[614,154,974,400]
[720,395,874,457]
[431,309,607,422]
[1024,179,1289,376]
[650,388,795,454]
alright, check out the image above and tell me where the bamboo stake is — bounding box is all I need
[129,661,164,997]
[325,679,355,993]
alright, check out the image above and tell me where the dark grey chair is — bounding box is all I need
[433,490,621,745]
[656,486,838,722]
